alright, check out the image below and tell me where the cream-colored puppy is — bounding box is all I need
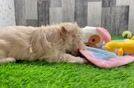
[0,23,87,64]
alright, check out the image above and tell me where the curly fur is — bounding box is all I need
[0,22,87,63]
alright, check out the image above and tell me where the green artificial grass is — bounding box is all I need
[0,36,134,88]
[112,36,124,40]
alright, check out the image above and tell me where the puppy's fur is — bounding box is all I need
[0,23,87,63]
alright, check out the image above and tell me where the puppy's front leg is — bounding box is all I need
[0,57,16,64]
[46,53,87,64]
[62,54,87,63]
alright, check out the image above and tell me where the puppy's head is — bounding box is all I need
[60,22,85,56]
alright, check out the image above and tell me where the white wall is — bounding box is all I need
[0,0,16,26]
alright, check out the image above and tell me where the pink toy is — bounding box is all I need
[80,49,134,68]
[81,26,111,48]
[96,27,111,43]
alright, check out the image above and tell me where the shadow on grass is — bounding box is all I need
[16,60,58,66]
[15,60,88,67]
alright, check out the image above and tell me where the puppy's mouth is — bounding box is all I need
[66,49,80,56]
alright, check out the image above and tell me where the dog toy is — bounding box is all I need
[131,36,134,40]
[81,26,111,48]
[122,31,132,39]
[104,39,134,56]
[79,47,134,68]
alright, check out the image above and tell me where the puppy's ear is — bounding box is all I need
[60,26,69,36]
[61,26,69,33]
[60,26,69,40]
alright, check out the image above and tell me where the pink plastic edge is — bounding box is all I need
[79,49,134,68]
[96,27,111,43]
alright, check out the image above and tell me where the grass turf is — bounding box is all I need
[0,36,134,88]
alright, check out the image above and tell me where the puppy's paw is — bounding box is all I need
[69,57,87,64]
[0,57,16,64]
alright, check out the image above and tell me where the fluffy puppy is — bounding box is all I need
[0,22,87,63]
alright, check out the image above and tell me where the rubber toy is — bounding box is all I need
[122,31,132,39]
[81,26,111,48]
[104,38,134,56]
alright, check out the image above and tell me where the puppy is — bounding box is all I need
[0,22,87,64]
